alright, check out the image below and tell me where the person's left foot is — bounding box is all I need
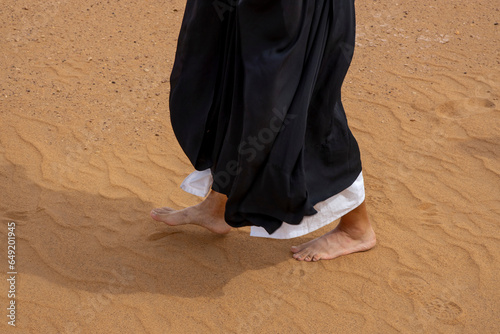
[150,191,231,234]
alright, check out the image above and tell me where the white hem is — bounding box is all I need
[179,169,365,239]
[180,169,213,197]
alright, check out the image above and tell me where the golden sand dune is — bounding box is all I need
[1,0,499,333]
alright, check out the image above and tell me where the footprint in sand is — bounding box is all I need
[423,298,463,324]
[389,271,430,300]
[389,271,463,323]
[435,98,496,119]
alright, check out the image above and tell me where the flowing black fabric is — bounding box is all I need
[169,0,362,234]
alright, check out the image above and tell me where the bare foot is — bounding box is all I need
[290,201,376,261]
[150,190,232,234]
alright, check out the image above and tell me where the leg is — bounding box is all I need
[290,201,376,261]
[150,190,232,234]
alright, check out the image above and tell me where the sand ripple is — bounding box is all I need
[1,0,499,333]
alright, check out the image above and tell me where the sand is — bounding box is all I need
[0,0,499,333]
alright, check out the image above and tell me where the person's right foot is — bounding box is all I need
[291,201,376,261]
[290,223,376,261]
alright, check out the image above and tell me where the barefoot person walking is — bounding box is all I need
[151,0,376,261]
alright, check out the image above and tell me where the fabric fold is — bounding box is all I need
[170,0,361,234]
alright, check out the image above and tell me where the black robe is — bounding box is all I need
[169,0,362,235]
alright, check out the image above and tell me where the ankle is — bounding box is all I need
[337,218,372,239]
[200,191,226,215]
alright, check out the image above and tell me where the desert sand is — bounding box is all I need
[1,0,499,333]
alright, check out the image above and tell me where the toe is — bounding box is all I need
[150,207,175,218]
[152,207,174,214]
[312,254,321,262]
[294,249,311,261]
[150,208,174,222]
